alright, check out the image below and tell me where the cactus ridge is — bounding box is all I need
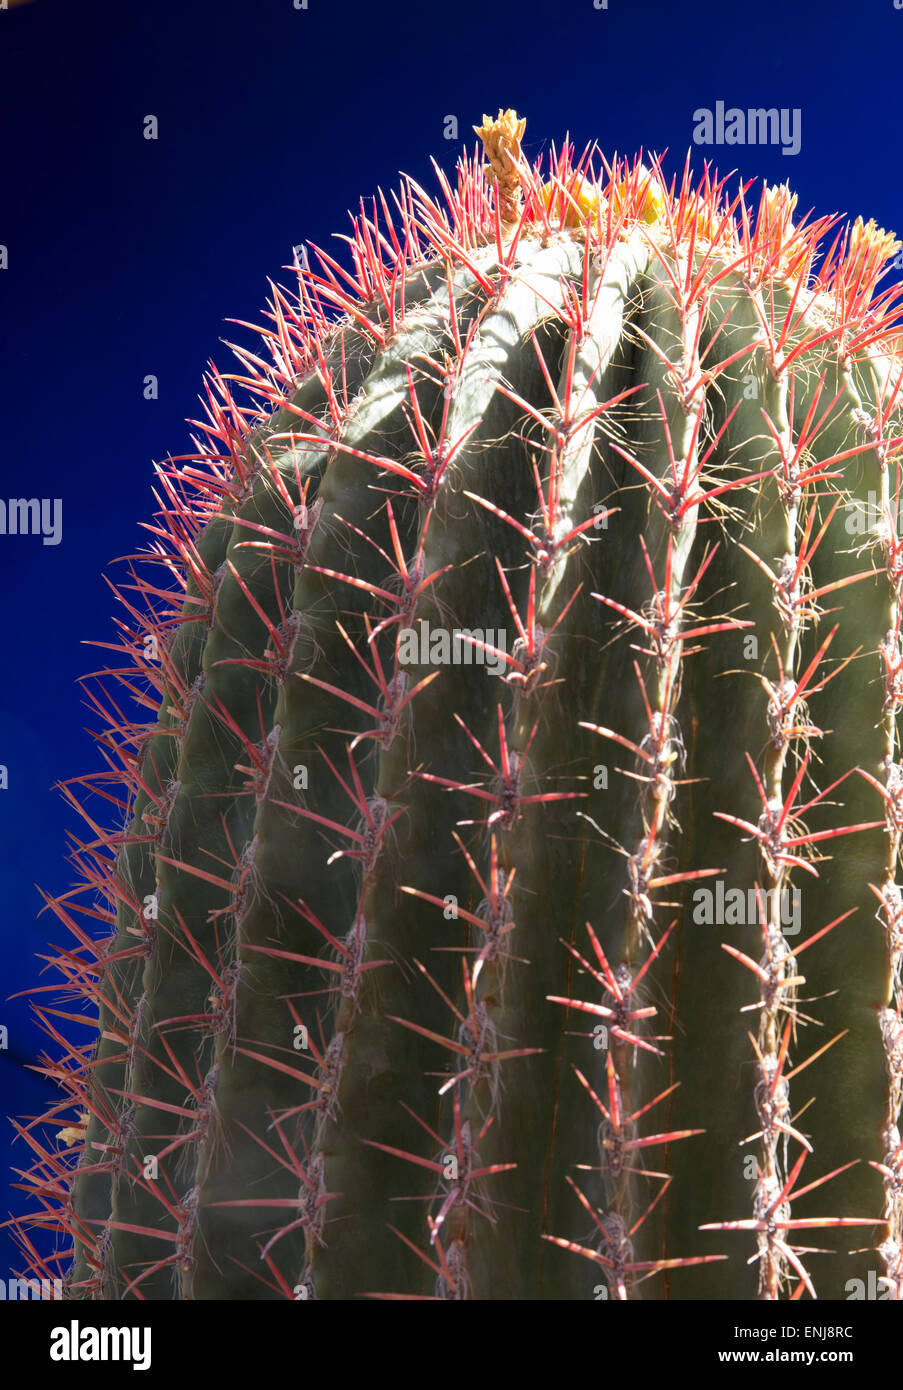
[6,114,903,1300]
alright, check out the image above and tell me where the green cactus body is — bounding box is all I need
[8,112,903,1301]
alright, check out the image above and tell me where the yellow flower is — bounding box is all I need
[539,175,603,228]
[845,216,901,289]
[609,164,666,226]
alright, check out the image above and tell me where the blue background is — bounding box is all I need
[2,0,902,1281]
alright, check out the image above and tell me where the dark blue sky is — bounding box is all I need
[2,0,902,1281]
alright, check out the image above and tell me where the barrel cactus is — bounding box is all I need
[8,110,903,1302]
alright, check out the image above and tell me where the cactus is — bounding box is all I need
[7,110,903,1302]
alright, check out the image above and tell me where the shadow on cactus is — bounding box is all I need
[6,109,903,1300]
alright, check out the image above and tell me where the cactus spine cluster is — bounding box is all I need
[7,111,903,1301]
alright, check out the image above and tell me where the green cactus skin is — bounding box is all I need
[7,112,903,1301]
